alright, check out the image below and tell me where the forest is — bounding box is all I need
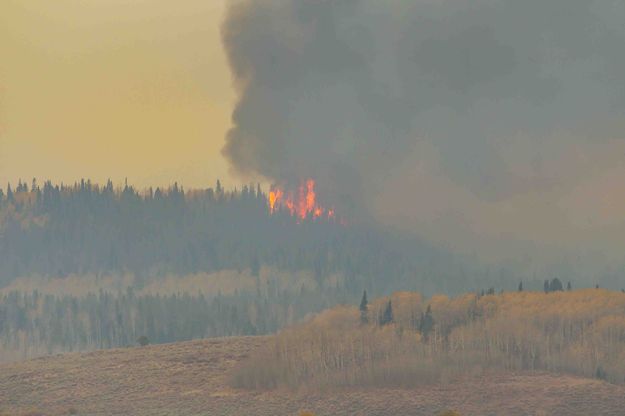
[0,179,473,292]
[0,179,618,361]
[0,179,477,360]
[233,288,625,390]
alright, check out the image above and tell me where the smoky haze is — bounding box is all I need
[222,0,625,262]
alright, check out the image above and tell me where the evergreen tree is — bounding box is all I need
[6,183,13,203]
[518,281,523,292]
[544,280,550,293]
[419,305,434,341]
[379,300,393,326]
[549,278,563,292]
[359,290,368,324]
[567,282,572,291]
[216,179,223,198]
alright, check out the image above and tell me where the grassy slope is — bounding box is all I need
[1,337,625,416]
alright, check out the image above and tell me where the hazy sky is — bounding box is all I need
[0,0,235,188]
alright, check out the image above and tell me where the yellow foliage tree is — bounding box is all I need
[233,289,625,390]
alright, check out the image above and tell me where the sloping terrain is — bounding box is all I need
[1,337,624,416]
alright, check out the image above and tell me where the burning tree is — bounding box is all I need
[268,179,336,222]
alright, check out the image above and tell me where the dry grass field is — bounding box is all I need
[1,336,625,416]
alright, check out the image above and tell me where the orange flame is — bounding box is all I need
[268,188,283,214]
[327,208,335,220]
[285,191,295,216]
[268,179,338,222]
[298,183,307,219]
[306,180,316,213]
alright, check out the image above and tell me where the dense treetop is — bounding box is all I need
[0,179,481,295]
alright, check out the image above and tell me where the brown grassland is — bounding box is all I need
[2,290,625,415]
[1,338,625,416]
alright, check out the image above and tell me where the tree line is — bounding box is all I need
[0,179,484,294]
[233,288,625,390]
[0,286,328,361]
[0,178,601,360]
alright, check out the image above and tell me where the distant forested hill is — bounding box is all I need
[0,179,507,359]
[0,179,486,294]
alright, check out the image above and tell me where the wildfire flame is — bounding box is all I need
[268,179,337,222]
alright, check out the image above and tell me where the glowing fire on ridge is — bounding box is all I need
[268,179,337,221]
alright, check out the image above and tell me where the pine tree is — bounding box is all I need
[518,281,523,292]
[419,305,434,341]
[549,278,563,292]
[379,300,393,326]
[359,290,368,324]
[567,282,572,291]
[216,179,223,199]
[544,280,550,293]
[6,183,13,203]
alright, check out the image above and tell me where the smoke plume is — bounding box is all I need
[222,0,625,260]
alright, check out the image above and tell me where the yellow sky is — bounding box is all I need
[0,0,236,189]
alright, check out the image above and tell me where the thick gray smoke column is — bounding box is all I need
[222,0,625,257]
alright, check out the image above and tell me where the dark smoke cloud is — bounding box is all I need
[222,0,625,258]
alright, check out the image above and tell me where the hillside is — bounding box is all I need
[0,179,493,362]
[235,289,625,389]
[2,336,625,416]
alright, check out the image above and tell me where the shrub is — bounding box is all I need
[137,335,149,347]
